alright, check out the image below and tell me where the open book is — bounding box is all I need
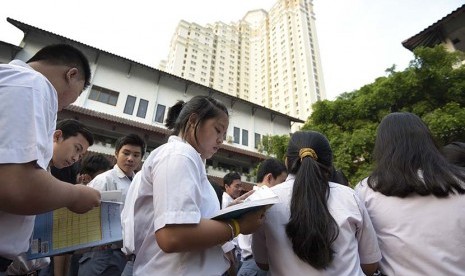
[211,186,279,220]
[26,191,123,260]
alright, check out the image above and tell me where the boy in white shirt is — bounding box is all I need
[0,44,100,275]
[6,119,95,275]
[237,158,287,276]
[79,134,145,276]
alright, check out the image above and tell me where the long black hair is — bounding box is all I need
[441,142,465,168]
[285,131,339,269]
[165,95,228,144]
[368,112,465,197]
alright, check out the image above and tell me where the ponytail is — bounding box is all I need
[285,131,339,269]
[165,100,185,131]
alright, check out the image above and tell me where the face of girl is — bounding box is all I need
[187,111,229,159]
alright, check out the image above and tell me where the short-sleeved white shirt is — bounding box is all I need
[121,171,141,255]
[132,136,229,275]
[355,178,465,276]
[221,192,234,209]
[237,185,259,260]
[0,60,57,259]
[252,175,381,275]
[88,164,134,202]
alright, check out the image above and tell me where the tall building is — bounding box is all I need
[160,0,325,122]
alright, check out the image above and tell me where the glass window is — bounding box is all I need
[254,133,261,149]
[242,129,248,146]
[123,95,136,115]
[154,104,166,123]
[233,127,240,144]
[136,99,149,118]
[88,85,119,106]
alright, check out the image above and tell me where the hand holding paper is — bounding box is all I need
[211,186,278,220]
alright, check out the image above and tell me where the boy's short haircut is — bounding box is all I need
[115,134,145,156]
[223,171,241,187]
[79,153,112,179]
[56,119,94,146]
[27,44,91,89]
[256,158,287,183]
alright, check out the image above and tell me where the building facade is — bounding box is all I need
[1,17,302,183]
[161,0,325,122]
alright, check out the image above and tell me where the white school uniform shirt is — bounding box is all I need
[0,60,57,259]
[133,136,229,275]
[88,164,134,202]
[252,175,381,276]
[355,178,465,276]
[237,185,259,260]
[121,171,142,255]
[221,192,234,209]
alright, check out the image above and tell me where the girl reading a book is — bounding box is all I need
[129,96,265,275]
[252,131,381,275]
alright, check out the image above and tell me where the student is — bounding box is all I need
[68,153,112,276]
[237,158,287,276]
[252,131,381,275]
[129,95,265,275]
[50,119,95,276]
[79,134,145,276]
[76,153,112,185]
[222,172,243,208]
[6,119,94,275]
[0,44,101,274]
[355,112,465,275]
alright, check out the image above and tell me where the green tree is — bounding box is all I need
[261,134,289,162]
[305,45,465,185]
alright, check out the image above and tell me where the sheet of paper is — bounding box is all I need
[27,202,122,259]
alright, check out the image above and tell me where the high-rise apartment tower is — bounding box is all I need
[160,0,325,122]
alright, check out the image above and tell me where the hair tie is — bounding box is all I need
[299,148,318,161]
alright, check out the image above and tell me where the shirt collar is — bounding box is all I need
[114,164,134,179]
[9,59,30,68]
[168,135,203,160]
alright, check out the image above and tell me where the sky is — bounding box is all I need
[0,0,463,100]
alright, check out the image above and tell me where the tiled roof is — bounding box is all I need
[402,4,465,51]
[65,105,170,135]
[64,105,268,161]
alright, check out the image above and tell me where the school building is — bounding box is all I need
[0,17,303,185]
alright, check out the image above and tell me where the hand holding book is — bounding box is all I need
[211,186,279,221]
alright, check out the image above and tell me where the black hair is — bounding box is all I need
[223,171,241,187]
[51,162,79,184]
[440,142,465,168]
[285,131,339,269]
[329,166,349,186]
[256,158,287,183]
[368,112,465,197]
[79,153,112,179]
[27,44,92,89]
[165,95,228,145]
[208,177,224,206]
[115,134,145,156]
[56,119,94,146]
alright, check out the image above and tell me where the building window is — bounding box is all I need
[233,127,240,143]
[136,99,149,118]
[154,104,166,123]
[123,95,136,115]
[254,133,261,149]
[88,85,119,106]
[242,129,248,146]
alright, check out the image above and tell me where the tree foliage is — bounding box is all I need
[264,45,465,186]
[261,134,289,162]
